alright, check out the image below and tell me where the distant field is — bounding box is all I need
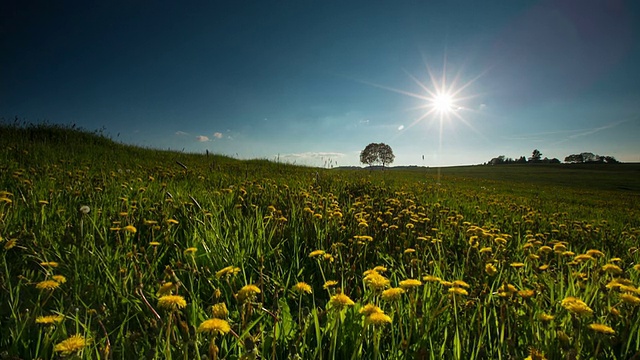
[1,124,639,359]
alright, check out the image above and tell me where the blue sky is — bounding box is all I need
[2,0,639,166]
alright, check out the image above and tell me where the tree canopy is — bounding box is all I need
[360,143,395,168]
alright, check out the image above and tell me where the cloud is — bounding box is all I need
[280,152,345,159]
[175,131,189,136]
[398,125,405,131]
[196,135,210,142]
[213,132,223,139]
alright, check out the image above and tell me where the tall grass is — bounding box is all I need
[1,122,639,359]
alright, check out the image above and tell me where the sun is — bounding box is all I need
[431,92,455,114]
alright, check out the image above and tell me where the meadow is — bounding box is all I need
[1,123,639,359]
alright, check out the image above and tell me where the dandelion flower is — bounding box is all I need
[586,249,605,257]
[4,239,18,250]
[212,303,229,319]
[364,272,390,290]
[329,293,355,310]
[561,297,593,316]
[36,280,60,291]
[510,262,525,268]
[485,263,498,276]
[40,261,59,267]
[52,275,66,284]
[293,282,312,294]
[365,312,392,326]
[422,275,441,283]
[479,247,492,254]
[588,323,615,335]
[166,219,179,225]
[518,289,535,298]
[54,334,88,354]
[215,266,241,278]
[157,295,187,310]
[602,264,623,275]
[634,264,640,272]
[149,241,161,246]
[399,279,422,289]
[237,284,261,302]
[372,266,387,273]
[620,293,640,306]
[538,313,554,322]
[156,282,174,296]
[381,287,405,301]
[452,280,470,288]
[183,247,197,255]
[323,280,338,289]
[122,225,137,234]
[359,303,383,316]
[449,287,468,296]
[309,250,325,258]
[198,318,231,336]
[36,314,65,324]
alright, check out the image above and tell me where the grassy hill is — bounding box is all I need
[1,123,639,359]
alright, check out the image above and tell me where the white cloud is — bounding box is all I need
[196,135,210,142]
[398,125,405,131]
[213,132,223,139]
[175,131,189,136]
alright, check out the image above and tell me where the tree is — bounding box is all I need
[529,149,542,162]
[360,143,395,168]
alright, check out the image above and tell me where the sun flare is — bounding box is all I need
[431,93,455,114]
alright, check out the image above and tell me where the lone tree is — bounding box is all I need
[529,149,542,162]
[360,143,395,168]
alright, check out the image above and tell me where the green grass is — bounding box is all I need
[1,122,639,359]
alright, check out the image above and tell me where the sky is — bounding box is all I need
[2,0,640,167]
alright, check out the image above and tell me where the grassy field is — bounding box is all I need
[1,123,639,359]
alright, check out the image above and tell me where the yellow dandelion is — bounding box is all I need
[510,262,525,268]
[166,219,179,225]
[485,263,498,276]
[372,266,387,273]
[479,247,492,254]
[634,264,640,272]
[215,266,241,278]
[40,261,59,267]
[381,287,405,301]
[538,246,553,254]
[448,287,468,296]
[561,297,593,316]
[620,293,640,306]
[610,306,620,316]
[293,282,312,294]
[149,241,161,246]
[52,275,66,284]
[237,284,261,302]
[323,280,338,289]
[309,249,325,258]
[324,253,334,262]
[54,334,88,354]
[364,272,390,290]
[36,280,60,291]
[211,303,229,319]
[538,313,554,322]
[157,295,187,310]
[440,280,454,287]
[183,247,197,255]
[423,275,442,282]
[365,312,392,326]
[404,248,416,254]
[198,318,231,336]
[4,239,18,250]
[586,249,605,257]
[588,323,615,335]
[452,280,470,288]
[36,314,65,324]
[602,264,623,275]
[518,289,536,298]
[399,279,422,289]
[122,225,137,234]
[468,236,479,248]
[329,293,355,309]
[359,303,383,316]
[538,264,549,271]
[156,282,174,296]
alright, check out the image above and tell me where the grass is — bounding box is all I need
[1,122,639,359]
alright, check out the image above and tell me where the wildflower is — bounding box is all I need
[526,348,547,360]
[538,313,554,322]
[329,293,355,310]
[399,279,422,289]
[52,275,66,284]
[404,248,415,254]
[538,264,549,271]
[372,266,387,273]
[381,287,405,301]
[237,284,261,302]
[36,314,65,324]
[54,334,88,354]
[620,293,640,306]
[79,205,90,214]
[468,236,479,248]
[479,247,492,254]
[449,287,468,296]
[324,253,334,262]
[183,247,197,255]
[36,280,60,291]
[211,303,229,319]
[561,297,593,316]
[510,262,525,268]
[485,263,497,276]
[602,264,623,275]
[586,249,605,257]
[452,280,470,288]
[359,303,383,316]
[198,318,231,336]
[538,246,553,254]
[634,264,640,272]
[215,266,241,278]
[166,219,179,225]
[553,243,567,252]
[364,272,390,290]
[588,323,615,335]
[365,312,392,326]
[518,289,535,298]
[4,239,18,250]
[40,261,59,267]
[309,250,325,258]
[156,282,174,296]
[440,280,454,287]
[149,241,161,246]
[423,275,441,282]
[157,295,187,310]
[293,282,312,295]
[323,280,338,289]
[122,225,137,234]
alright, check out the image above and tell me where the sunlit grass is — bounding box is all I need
[1,122,639,359]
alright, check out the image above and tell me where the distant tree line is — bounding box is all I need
[487,149,619,165]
